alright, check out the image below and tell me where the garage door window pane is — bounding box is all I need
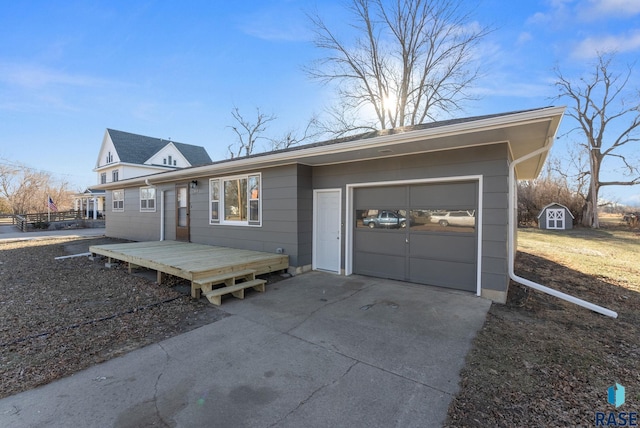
[409,209,475,232]
[356,209,408,229]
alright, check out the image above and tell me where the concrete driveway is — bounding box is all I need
[0,271,490,428]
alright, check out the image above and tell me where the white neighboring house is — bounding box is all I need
[75,129,212,219]
[95,128,212,185]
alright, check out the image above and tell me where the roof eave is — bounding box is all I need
[94,106,565,190]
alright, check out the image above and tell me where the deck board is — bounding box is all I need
[89,241,289,281]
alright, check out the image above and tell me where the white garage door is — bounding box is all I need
[353,181,478,292]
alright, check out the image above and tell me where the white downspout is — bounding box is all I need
[508,142,618,318]
[160,190,165,241]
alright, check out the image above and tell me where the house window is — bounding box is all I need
[100,173,107,184]
[210,180,220,222]
[174,160,177,166]
[209,173,261,226]
[163,158,167,165]
[140,187,156,212]
[106,151,113,164]
[112,190,124,212]
[168,155,172,166]
[112,170,119,182]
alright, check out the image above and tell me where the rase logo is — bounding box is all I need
[595,383,637,427]
[609,383,626,409]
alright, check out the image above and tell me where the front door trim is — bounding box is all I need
[345,175,483,296]
[313,188,342,273]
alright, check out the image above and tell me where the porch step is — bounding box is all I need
[203,279,267,306]
[191,269,257,298]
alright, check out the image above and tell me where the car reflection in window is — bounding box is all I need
[357,209,408,229]
[430,210,475,227]
[409,210,476,232]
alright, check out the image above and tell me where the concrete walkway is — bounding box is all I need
[0,271,491,428]
[0,225,105,242]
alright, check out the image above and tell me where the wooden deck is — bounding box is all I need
[89,241,289,303]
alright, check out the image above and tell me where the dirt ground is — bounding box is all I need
[445,224,640,426]
[0,236,286,400]
[1,226,639,426]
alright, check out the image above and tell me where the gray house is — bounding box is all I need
[537,202,574,230]
[95,107,564,304]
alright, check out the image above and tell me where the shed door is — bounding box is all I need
[547,208,564,229]
[353,182,477,292]
[176,184,190,242]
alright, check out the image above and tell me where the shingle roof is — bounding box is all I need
[185,106,556,167]
[106,129,211,166]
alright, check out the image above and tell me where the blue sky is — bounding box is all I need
[1,0,639,205]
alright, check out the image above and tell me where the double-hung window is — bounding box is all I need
[140,187,156,212]
[210,173,261,226]
[112,190,124,212]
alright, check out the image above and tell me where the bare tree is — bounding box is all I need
[307,0,491,132]
[554,53,640,228]
[227,107,277,158]
[0,159,72,214]
[518,160,585,226]
[269,115,323,151]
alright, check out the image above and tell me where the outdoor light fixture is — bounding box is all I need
[190,180,198,189]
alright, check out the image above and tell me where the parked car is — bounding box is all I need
[430,210,475,227]
[362,210,408,228]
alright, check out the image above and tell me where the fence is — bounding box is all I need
[0,214,16,226]
[12,210,83,232]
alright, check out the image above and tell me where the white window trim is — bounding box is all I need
[140,187,156,212]
[209,173,262,227]
[112,189,125,212]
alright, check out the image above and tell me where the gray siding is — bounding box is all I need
[104,142,512,295]
[105,165,311,269]
[312,143,511,294]
[187,165,310,267]
[105,188,162,241]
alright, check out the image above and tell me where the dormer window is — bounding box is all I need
[168,155,172,165]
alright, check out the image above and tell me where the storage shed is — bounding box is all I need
[537,203,574,230]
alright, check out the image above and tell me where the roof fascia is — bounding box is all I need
[95,107,565,190]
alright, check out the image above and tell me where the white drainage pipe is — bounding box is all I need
[508,142,618,318]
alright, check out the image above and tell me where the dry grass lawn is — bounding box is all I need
[446,219,640,426]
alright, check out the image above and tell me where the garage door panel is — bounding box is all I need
[355,252,405,280]
[409,259,476,291]
[354,230,406,255]
[410,182,477,208]
[353,181,478,292]
[409,234,475,263]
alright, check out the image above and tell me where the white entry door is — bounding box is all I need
[313,189,341,273]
